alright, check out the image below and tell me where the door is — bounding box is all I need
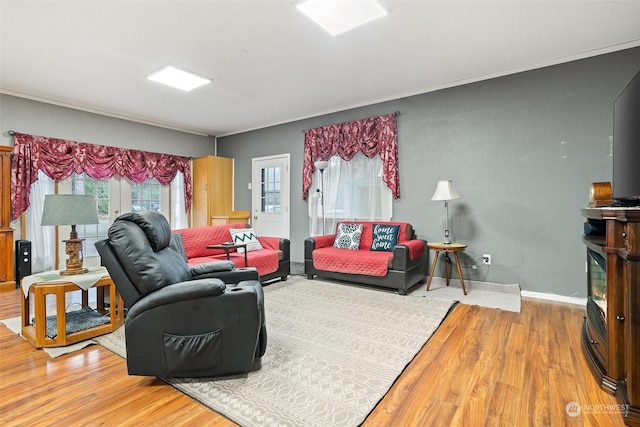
[58,175,170,268]
[252,154,290,238]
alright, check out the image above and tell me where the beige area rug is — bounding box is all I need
[96,276,455,427]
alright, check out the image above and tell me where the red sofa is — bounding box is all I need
[304,221,428,295]
[174,223,290,283]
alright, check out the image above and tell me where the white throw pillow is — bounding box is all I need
[333,223,364,250]
[229,228,263,253]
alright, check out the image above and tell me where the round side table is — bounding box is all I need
[426,242,468,295]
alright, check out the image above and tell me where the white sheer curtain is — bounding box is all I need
[26,172,186,274]
[170,172,187,229]
[26,171,55,273]
[309,152,392,236]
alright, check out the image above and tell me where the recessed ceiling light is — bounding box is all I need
[296,0,388,36]
[147,65,211,92]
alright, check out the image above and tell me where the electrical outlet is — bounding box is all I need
[483,254,491,265]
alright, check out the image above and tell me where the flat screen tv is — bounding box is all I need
[613,68,640,202]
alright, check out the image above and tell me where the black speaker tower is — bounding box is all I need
[14,240,32,287]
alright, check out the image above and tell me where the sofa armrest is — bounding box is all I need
[279,238,290,261]
[304,235,335,259]
[312,235,335,249]
[257,236,280,250]
[392,239,427,271]
[257,236,290,260]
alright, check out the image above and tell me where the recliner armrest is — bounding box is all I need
[189,260,235,276]
[127,278,227,321]
[191,267,259,283]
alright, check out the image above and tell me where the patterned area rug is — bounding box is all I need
[96,277,455,426]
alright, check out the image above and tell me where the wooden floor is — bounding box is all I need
[0,287,627,426]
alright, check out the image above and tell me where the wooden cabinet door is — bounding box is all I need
[0,146,15,286]
[191,156,233,227]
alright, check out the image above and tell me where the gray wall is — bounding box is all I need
[0,94,217,236]
[2,47,639,297]
[218,47,640,298]
[0,94,216,156]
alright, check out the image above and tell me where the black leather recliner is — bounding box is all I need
[95,211,267,378]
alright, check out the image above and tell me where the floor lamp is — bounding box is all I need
[431,180,460,244]
[313,160,328,235]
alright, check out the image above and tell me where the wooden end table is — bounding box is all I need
[426,242,468,295]
[21,275,124,348]
[206,243,249,267]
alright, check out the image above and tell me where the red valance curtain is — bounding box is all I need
[10,132,192,220]
[302,113,399,200]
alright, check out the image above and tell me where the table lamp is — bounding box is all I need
[41,194,99,275]
[431,180,460,244]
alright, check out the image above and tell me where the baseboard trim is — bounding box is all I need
[521,290,587,306]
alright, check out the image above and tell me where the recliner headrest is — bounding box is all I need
[113,211,172,252]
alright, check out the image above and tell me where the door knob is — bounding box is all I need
[254,215,258,220]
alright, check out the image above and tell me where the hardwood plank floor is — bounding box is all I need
[0,288,627,426]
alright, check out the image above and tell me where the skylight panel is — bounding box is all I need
[296,0,388,36]
[147,66,211,92]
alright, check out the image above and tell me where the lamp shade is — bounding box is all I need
[314,160,329,171]
[431,180,461,201]
[41,195,99,226]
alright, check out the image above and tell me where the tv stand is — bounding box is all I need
[606,199,640,208]
[582,207,640,426]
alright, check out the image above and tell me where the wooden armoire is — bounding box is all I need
[0,146,15,289]
[191,156,249,228]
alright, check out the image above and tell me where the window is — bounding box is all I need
[131,179,161,212]
[72,174,110,257]
[309,152,392,235]
[261,166,281,213]
[26,172,183,273]
[68,174,170,260]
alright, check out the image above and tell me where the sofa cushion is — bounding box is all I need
[313,247,392,276]
[230,228,263,252]
[175,223,248,258]
[333,223,363,250]
[370,224,400,252]
[336,221,413,250]
[175,223,287,280]
[187,250,280,277]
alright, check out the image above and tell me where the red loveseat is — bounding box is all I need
[304,221,428,295]
[174,223,290,283]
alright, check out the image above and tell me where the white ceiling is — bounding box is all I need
[2,1,640,137]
